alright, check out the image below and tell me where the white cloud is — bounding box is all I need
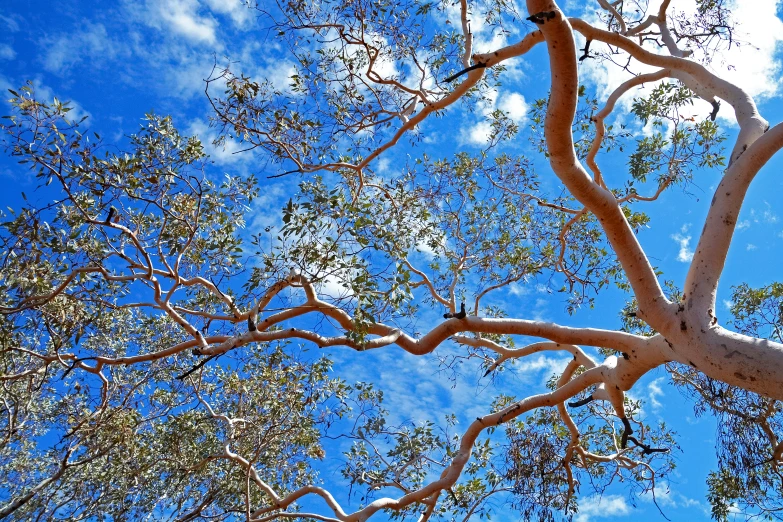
[739,205,779,232]
[0,14,20,32]
[575,494,631,522]
[154,0,217,45]
[532,297,551,321]
[466,121,494,145]
[247,183,288,233]
[169,58,218,99]
[671,224,694,263]
[421,132,440,144]
[498,92,530,124]
[640,482,708,513]
[375,156,392,176]
[578,0,783,126]
[713,0,783,101]
[317,274,357,301]
[746,243,757,251]
[723,299,733,310]
[413,238,438,260]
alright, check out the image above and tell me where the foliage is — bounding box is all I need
[1,0,782,521]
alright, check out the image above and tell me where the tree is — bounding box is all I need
[1,0,782,520]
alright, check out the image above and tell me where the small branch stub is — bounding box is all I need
[444,302,467,319]
[527,10,556,25]
[444,63,486,83]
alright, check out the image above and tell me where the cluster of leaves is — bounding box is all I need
[618,279,783,520]
[211,0,533,177]
[670,0,742,60]
[671,361,783,521]
[503,408,575,522]
[692,282,783,521]
[0,87,376,519]
[0,83,258,336]
[342,405,510,522]
[629,82,725,190]
[496,387,678,522]
[529,84,632,161]
[730,282,783,343]
[0,309,354,519]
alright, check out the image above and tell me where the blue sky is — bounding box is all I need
[2,0,783,521]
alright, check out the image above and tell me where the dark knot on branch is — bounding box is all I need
[527,11,556,25]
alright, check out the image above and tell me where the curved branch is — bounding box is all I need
[587,68,672,184]
[683,122,783,314]
[526,6,673,325]
[257,366,606,522]
[570,18,768,165]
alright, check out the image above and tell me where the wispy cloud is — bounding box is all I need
[148,0,218,45]
[647,377,665,410]
[43,23,124,75]
[0,44,14,60]
[640,481,708,514]
[0,13,20,32]
[736,203,779,232]
[513,354,572,386]
[202,0,254,28]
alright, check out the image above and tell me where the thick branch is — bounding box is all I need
[526,4,673,325]
[683,122,783,313]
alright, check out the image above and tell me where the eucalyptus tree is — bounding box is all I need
[1,0,782,521]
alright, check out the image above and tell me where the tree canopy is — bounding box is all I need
[1,0,783,520]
